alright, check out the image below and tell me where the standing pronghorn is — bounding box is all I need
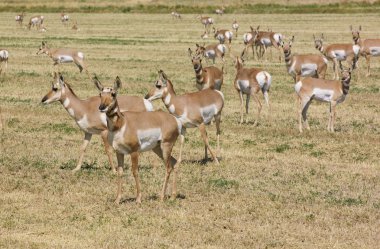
[351,25,380,76]
[241,28,259,60]
[282,36,327,83]
[195,43,226,64]
[27,15,44,30]
[41,73,153,173]
[146,70,224,165]
[198,15,214,34]
[233,57,272,125]
[94,75,182,204]
[313,34,359,80]
[72,21,79,31]
[215,7,225,15]
[213,27,233,49]
[36,41,88,74]
[232,19,239,38]
[295,67,352,133]
[171,11,181,19]
[188,48,223,90]
[0,49,9,75]
[60,12,69,25]
[15,12,25,26]
[251,26,284,61]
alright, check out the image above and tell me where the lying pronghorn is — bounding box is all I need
[188,48,223,90]
[15,12,25,26]
[0,49,9,75]
[295,67,352,133]
[213,27,233,48]
[314,34,359,79]
[27,15,44,30]
[94,75,182,204]
[146,70,224,164]
[41,73,153,173]
[233,57,272,124]
[351,25,380,76]
[232,19,239,38]
[194,43,226,64]
[281,36,327,83]
[36,41,88,74]
[251,25,284,61]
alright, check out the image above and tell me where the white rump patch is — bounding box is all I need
[237,79,251,94]
[256,71,270,89]
[137,128,162,152]
[352,45,360,55]
[77,52,84,59]
[233,23,239,30]
[273,33,282,44]
[31,17,39,24]
[261,38,271,46]
[143,99,154,111]
[201,104,218,124]
[369,47,380,56]
[226,31,233,39]
[312,88,334,102]
[217,44,226,54]
[208,18,214,24]
[0,50,9,59]
[243,33,253,44]
[301,63,318,76]
[294,81,302,94]
[58,55,74,63]
[332,50,346,60]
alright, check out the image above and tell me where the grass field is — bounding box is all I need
[0,11,379,248]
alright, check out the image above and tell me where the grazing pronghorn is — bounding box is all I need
[281,36,327,83]
[351,25,380,76]
[232,19,239,38]
[195,43,226,64]
[72,21,79,31]
[251,25,284,61]
[188,48,223,90]
[146,70,224,164]
[171,11,181,19]
[15,12,25,26]
[241,29,258,60]
[295,67,352,133]
[60,12,69,25]
[41,73,153,173]
[313,34,359,79]
[27,15,44,30]
[94,75,182,204]
[233,57,272,125]
[213,27,233,48]
[215,7,225,15]
[36,41,88,74]
[0,49,9,75]
[198,15,214,33]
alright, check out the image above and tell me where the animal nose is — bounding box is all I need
[144,93,150,99]
[99,104,106,111]
[41,96,47,103]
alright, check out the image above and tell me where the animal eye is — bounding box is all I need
[156,85,162,89]
[52,87,58,91]
[111,93,116,97]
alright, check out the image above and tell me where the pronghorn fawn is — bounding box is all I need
[198,15,214,33]
[27,15,44,30]
[281,36,327,83]
[314,34,359,79]
[351,25,380,76]
[194,43,226,65]
[233,57,272,125]
[0,49,9,75]
[37,41,88,74]
[15,12,25,26]
[213,27,233,49]
[41,73,153,173]
[232,19,239,38]
[94,75,182,204]
[251,25,284,61]
[188,48,223,90]
[146,70,224,164]
[295,67,352,133]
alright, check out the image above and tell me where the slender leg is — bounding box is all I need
[214,113,222,158]
[252,92,262,126]
[130,152,142,204]
[238,91,244,124]
[301,98,312,131]
[330,101,337,132]
[115,152,124,205]
[177,133,185,164]
[199,123,219,165]
[245,93,251,123]
[72,132,92,172]
[298,97,303,133]
[365,55,371,77]
[100,131,116,173]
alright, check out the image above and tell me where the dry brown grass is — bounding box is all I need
[0,11,379,248]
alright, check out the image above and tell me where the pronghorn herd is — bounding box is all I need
[3,11,379,205]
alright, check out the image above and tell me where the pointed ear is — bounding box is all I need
[359,25,361,31]
[114,76,121,92]
[188,48,193,57]
[321,33,325,40]
[291,35,295,43]
[92,74,103,91]
[42,41,46,46]
[58,73,65,87]
[250,26,254,32]
[313,34,315,40]
[257,25,260,30]
[350,25,353,31]
[196,43,199,48]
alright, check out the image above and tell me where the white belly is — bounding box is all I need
[237,80,251,94]
[110,126,131,154]
[76,114,99,134]
[178,109,198,128]
[58,55,74,63]
[31,17,40,24]
[312,88,334,102]
[201,104,218,124]
[137,128,162,152]
[369,47,380,56]
[301,63,317,76]
[261,38,272,46]
[332,50,346,60]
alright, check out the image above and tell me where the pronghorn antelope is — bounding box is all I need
[72,21,79,31]
[171,11,181,19]
[251,25,284,61]
[351,25,380,76]
[94,75,182,204]
[41,73,153,173]
[60,12,69,25]
[232,19,239,38]
[201,31,208,39]
[15,12,25,26]
[37,41,88,74]
[27,15,44,30]
[198,15,214,33]
[146,70,224,164]
[295,67,352,133]
[213,27,233,48]
[234,57,271,124]
[195,43,226,64]
[313,34,359,79]
[241,29,258,60]
[188,48,223,90]
[215,7,225,15]
[0,49,9,75]
[282,36,327,83]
